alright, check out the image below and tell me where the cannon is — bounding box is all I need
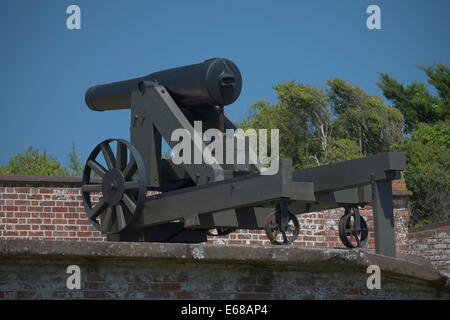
[81,58,406,257]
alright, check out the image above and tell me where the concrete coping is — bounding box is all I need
[0,239,448,289]
[410,220,450,233]
[0,175,101,186]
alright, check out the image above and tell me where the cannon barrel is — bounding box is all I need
[85,58,242,111]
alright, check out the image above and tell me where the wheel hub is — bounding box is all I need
[102,168,125,206]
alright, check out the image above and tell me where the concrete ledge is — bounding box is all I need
[410,220,450,233]
[0,175,101,186]
[1,239,448,288]
[0,175,82,186]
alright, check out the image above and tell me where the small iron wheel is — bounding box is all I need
[338,207,369,248]
[264,209,300,245]
[207,228,236,237]
[81,139,147,234]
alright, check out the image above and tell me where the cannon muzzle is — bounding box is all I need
[85,58,242,111]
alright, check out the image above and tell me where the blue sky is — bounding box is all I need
[0,0,449,168]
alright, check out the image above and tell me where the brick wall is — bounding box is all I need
[0,176,410,253]
[409,221,450,271]
[0,176,105,242]
[208,208,410,253]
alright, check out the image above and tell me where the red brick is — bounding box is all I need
[16,225,31,230]
[39,188,53,194]
[17,291,35,299]
[52,219,67,224]
[237,293,270,300]
[176,291,195,299]
[15,187,30,193]
[28,231,44,237]
[39,201,55,206]
[77,232,92,237]
[28,206,44,212]
[160,283,181,291]
[2,231,18,236]
[27,219,43,224]
[314,242,327,247]
[53,231,68,237]
[64,201,79,207]
[52,207,67,213]
[66,188,81,195]
[2,218,18,224]
[64,213,80,219]
[14,200,30,206]
[27,194,42,200]
[3,206,18,211]
[2,194,18,199]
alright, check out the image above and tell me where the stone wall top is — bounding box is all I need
[0,239,448,288]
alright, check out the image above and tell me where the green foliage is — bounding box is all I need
[328,79,404,155]
[240,79,403,168]
[414,219,432,228]
[401,123,450,225]
[68,141,83,177]
[240,72,449,225]
[378,63,449,132]
[410,121,450,148]
[327,138,363,163]
[0,147,70,176]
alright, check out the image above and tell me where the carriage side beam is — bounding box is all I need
[132,159,315,229]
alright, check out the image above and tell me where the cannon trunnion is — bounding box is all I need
[81,58,406,257]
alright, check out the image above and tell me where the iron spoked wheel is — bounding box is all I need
[81,139,147,234]
[264,209,300,245]
[338,207,369,248]
[207,228,236,237]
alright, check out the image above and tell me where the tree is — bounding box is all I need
[327,78,405,155]
[67,141,83,177]
[0,147,70,176]
[378,63,449,132]
[401,122,450,225]
[241,82,332,168]
[240,79,404,169]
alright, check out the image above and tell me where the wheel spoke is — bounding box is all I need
[87,160,107,178]
[116,204,126,230]
[88,199,107,219]
[124,180,140,190]
[100,142,116,170]
[281,230,288,244]
[345,228,354,234]
[116,142,128,170]
[355,234,361,247]
[122,158,137,179]
[81,184,102,192]
[102,207,114,231]
[122,193,137,213]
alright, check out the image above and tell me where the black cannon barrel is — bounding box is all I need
[85,58,242,111]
